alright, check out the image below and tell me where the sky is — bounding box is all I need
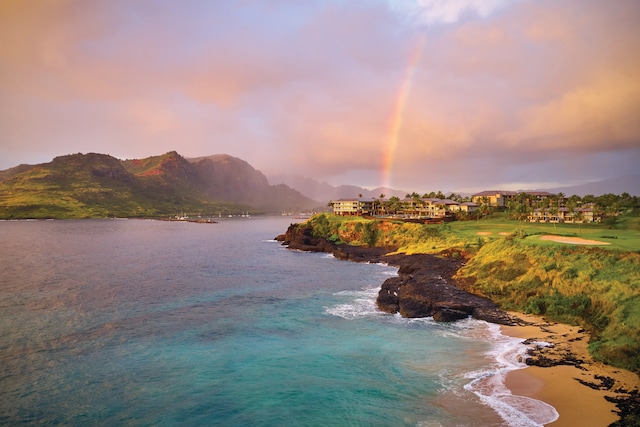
[1,0,639,194]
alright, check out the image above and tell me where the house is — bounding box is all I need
[331,198,377,216]
[471,191,518,207]
[578,204,601,223]
[526,204,601,223]
[527,208,561,223]
[527,191,555,201]
[472,190,554,207]
[452,201,479,213]
[426,198,460,217]
[396,197,461,218]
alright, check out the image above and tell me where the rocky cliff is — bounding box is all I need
[276,223,520,325]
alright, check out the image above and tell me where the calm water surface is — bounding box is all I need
[0,217,552,426]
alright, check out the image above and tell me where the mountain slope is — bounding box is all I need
[189,155,319,211]
[0,152,318,218]
[0,153,163,218]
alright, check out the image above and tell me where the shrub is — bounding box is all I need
[512,228,528,239]
[562,268,579,280]
[494,266,527,282]
[310,214,330,237]
[363,222,379,248]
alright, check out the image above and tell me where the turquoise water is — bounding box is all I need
[0,217,555,426]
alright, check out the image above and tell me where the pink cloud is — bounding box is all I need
[1,0,639,192]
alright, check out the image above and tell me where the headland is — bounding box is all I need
[276,220,640,426]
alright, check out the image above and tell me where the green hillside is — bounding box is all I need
[0,151,316,219]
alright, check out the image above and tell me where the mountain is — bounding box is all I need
[0,151,318,219]
[537,175,640,197]
[271,173,640,202]
[268,174,407,203]
[187,155,321,210]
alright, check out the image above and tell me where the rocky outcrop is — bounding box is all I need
[376,253,519,325]
[276,223,520,325]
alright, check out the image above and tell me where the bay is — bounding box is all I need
[0,217,514,426]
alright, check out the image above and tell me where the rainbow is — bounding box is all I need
[381,35,425,190]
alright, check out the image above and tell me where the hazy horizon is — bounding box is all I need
[2,0,639,194]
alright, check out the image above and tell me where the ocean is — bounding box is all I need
[0,216,557,426]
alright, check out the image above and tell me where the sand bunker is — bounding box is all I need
[476,231,492,235]
[538,235,610,245]
[498,232,511,236]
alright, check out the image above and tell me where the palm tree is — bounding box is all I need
[411,192,422,216]
[565,201,576,223]
[506,200,516,220]
[389,196,401,215]
[477,196,491,221]
[549,205,559,229]
[574,209,583,234]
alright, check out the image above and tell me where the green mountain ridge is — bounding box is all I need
[0,151,318,219]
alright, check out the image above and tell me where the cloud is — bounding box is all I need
[1,0,639,193]
[415,0,514,23]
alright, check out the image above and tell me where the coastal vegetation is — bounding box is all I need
[304,210,640,373]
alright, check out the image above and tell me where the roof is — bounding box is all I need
[439,199,460,205]
[472,190,518,197]
[332,197,377,202]
[472,190,556,197]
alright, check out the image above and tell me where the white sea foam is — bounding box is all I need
[325,286,385,319]
[323,249,557,426]
[463,322,559,426]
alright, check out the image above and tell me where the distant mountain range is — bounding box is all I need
[270,174,640,201]
[0,152,318,219]
[534,175,640,197]
[268,174,407,203]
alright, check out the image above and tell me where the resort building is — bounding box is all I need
[471,190,554,207]
[331,197,471,219]
[451,201,480,213]
[526,204,601,223]
[331,198,378,216]
[471,190,517,207]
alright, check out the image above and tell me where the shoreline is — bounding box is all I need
[276,224,640,425]
[501,312,640,426]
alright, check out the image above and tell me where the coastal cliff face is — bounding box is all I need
[276,223,519,325]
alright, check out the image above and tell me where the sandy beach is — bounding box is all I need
[501,312,639,426]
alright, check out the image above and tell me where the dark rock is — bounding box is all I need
[375,252,516,324]
[433,308,469,322]
[277,223,519,325]
[576,375,616,391]
[606,389,640,427]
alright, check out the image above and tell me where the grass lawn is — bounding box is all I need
[447,216,640,252]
